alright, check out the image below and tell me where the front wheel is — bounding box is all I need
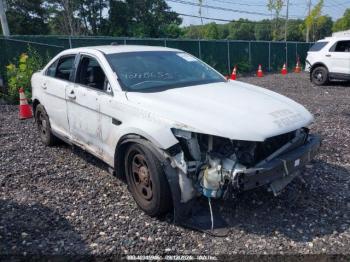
[311,66,329,86]
[124,143,172,217]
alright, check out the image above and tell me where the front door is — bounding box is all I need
[328,40,350,75]
[66,54,112,159]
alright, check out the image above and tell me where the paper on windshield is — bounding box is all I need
[176,53,197,62]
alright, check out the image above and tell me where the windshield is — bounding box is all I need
[106,51,225,92]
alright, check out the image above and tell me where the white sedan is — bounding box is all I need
[31,45,320,217]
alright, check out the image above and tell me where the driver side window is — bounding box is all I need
[76,56,110,92]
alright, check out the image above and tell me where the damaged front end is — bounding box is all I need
[167,127,321,202]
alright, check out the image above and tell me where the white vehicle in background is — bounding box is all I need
[305,31,350,85]
[31,45,320,218]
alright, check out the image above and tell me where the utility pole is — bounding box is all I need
[0,0,10,37]
[284,0,289,41]
[306,0,311,42]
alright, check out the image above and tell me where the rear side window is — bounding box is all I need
[309,42,328,52]
[330,40,350,52]
[55,56,76,81]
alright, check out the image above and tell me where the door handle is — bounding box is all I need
[67,90,76,100]
[325,54,331,57]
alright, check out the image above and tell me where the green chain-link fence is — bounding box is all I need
[0,35,313,81]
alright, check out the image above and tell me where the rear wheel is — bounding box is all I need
[35,104,57,146]
[124,143,172,217]
[311,66,329,86]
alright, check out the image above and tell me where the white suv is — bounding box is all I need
[31,45,320,218]
[305,35,350,85]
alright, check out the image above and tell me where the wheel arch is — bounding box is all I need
[32,98,41,117]
[114,134,167,180]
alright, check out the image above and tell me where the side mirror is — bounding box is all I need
[106,82,113,94]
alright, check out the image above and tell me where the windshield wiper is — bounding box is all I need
[130,80,169,89]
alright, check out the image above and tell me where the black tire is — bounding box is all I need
[34,104,57,146]
[311,66,329,86]
[124,143,172,217]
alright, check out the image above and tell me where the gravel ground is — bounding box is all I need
[0,72,349,256]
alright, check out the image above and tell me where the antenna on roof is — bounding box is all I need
[111,42,119,46]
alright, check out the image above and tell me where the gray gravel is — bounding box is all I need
[0,72,349,255]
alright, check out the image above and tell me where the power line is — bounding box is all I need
[168,0,306,19]
[176,12,290,25]
[167,0,272,17]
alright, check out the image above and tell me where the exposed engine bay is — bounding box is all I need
[167,128,312,202]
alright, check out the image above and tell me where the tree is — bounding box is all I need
[108,0,129,36]
[5,0,49,35]
[305,0,324,41]
[267,0,284,40]
[228,20,255,40]
[333,9,350,32]
[202,22,219,39]
[314,15,332,40]
[125,0,181,37]
[47,0,109,36]
[255,21,272,40]
[46,0,85,35]
[183,25,202,39]
[286,19,304,41]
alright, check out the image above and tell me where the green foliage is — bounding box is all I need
[333,9,350,32]
[235,60,252,73]
[267,0,284,40]
[228,20,255,40]
[5,46,45,102]
[305,0,324,41]
[313,16,333,40]
[255,22,272,41]
[6,0,49,35]
[202,23,219,39]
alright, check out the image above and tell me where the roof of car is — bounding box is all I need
[68,45,180,54]
[321,36,350,41]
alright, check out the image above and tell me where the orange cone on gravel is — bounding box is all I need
[281,63,288,75]
[19,88,33,120]
[257,64,264,77]
[294,58,302,73]
[230,66,237,80]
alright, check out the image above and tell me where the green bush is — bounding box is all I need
[5,46,45,102]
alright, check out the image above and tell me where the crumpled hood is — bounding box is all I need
[126,81,314,141]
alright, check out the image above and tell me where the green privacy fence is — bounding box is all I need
[0,35,313,81]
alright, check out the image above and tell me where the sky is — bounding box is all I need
[166,0,350,26]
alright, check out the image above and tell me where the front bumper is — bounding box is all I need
[305,60,311,72]
[237,134,321,193]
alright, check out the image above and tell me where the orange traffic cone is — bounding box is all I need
[294,59,302,73]
[257,64,264,77]
[230,66,237,80]
[281,63,288,75]
[19,88,33,120]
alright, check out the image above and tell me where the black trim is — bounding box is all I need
[112,118,122,126]
[237,134,321,192]
[329,72,350,80]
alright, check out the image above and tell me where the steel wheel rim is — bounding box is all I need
[313,70,324,83]
[129,152,153,201]
[38,111,47,135]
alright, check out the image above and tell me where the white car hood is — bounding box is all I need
[126,81,314,141]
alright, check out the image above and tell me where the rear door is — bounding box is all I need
[40,55,76,138]
[328,40,350,75]
[66,53,113,159]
